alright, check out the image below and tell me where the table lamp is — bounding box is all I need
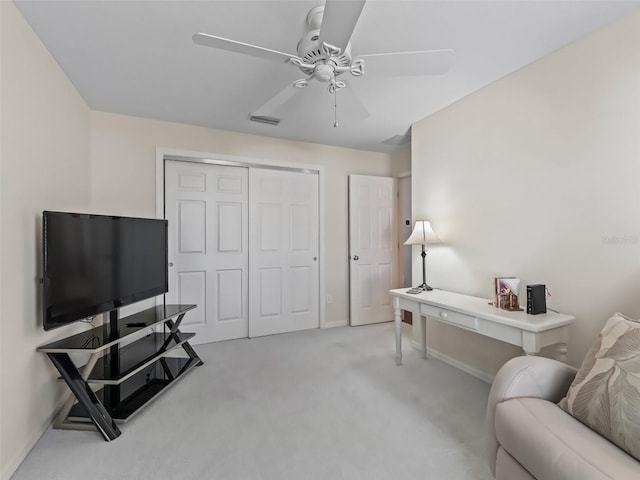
[404,220,441,293]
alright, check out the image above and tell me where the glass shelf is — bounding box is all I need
[68,357,200,423]
[38,304,196,353]
[84,331,195,385]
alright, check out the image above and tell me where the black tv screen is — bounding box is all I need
[43,211,168,331]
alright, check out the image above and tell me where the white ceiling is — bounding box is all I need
[15,0,640,153]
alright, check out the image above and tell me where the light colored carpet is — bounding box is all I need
[13,323,492,480]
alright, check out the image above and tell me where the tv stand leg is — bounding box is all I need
[165,314,204,367]
[54,350,101,429]
[47,352,121,441]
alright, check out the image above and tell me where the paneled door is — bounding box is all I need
[165,161,248,344]
[249,168,319,337]
[349,175,399,326]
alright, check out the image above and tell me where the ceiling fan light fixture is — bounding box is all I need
[314,64,334,82]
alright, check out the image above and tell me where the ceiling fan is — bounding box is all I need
[193,0,453,125]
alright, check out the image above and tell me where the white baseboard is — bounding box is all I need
[1,399,65,480]
[323,319,349,328]
[411,340,494,384]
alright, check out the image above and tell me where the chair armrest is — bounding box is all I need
[486,356,577,476]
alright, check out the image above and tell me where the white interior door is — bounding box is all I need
[349,175,399,326]
[165,160,248,344]
[249,168,319,337]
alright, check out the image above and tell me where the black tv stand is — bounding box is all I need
[37,304,201,440]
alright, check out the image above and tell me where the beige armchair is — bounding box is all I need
[486,356,640,479]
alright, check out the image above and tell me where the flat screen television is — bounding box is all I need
[42,211,168,331]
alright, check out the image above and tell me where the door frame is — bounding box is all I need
[397,171,411,289]
[397,171,412,325]
[155,147,326,329]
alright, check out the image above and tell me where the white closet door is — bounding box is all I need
[349,175,398,326]
[249,168,319,337]
[165,161,248,344]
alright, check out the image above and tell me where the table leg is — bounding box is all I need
[557,343,568,363]
[522,332,541,357]
[523,350,540,356]
[394,297,402,365]
[420,314,427,359]
[557,326,569,363]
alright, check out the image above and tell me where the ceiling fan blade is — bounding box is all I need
[319,0,366,52]
[193,33,299,64]
[252,81,307,117]
[357,49,454,76]
[336,81,369,121]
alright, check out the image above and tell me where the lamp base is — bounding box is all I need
[406,283,433,295]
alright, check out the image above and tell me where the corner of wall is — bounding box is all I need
[389,146,411,177]
[1,2,92,477]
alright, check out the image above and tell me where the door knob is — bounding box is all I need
[168,262,174,267]
[353,255,359,261]
[313,257,317,261]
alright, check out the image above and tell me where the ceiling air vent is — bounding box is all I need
[249,115,280,126]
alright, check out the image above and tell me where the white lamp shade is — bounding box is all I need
[404,220,441,246]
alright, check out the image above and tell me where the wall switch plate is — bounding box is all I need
[326,295,333,304]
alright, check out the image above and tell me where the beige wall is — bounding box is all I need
[90,111,400,324]
[411,11,640,376]
[0,2,92,477]
[389,146,411,177]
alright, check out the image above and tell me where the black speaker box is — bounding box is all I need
[527,284,546,315]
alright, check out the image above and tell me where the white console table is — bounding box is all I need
[390,288,575,366]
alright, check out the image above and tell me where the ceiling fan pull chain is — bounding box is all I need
[334,86,338,128]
